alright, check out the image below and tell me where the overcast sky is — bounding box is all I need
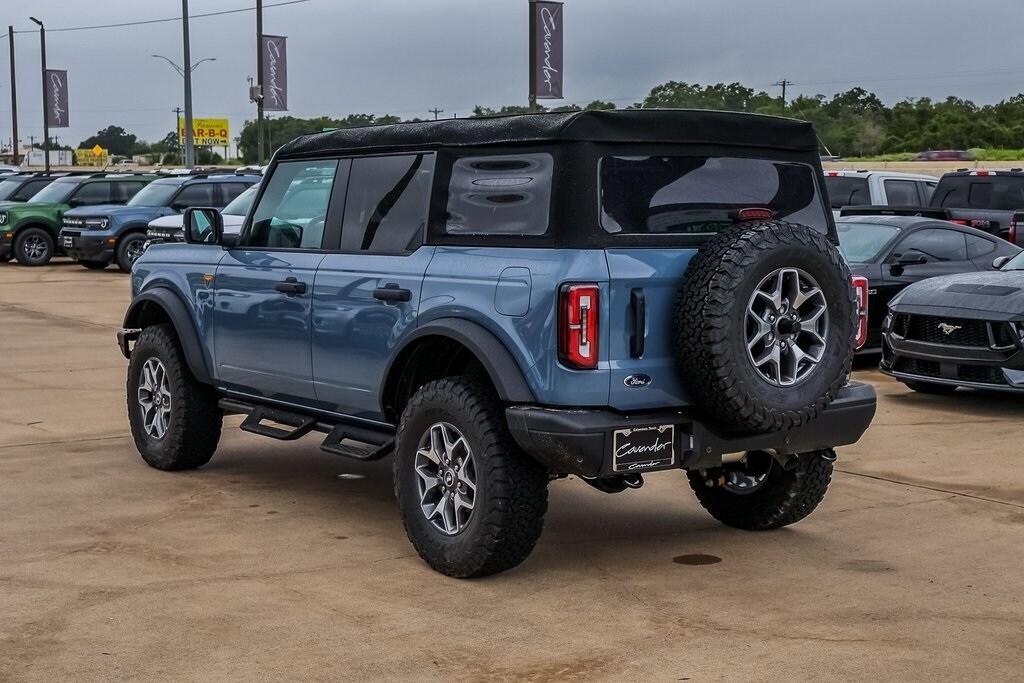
[0,0,1021,151]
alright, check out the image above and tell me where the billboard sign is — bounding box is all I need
[178,117,231,146]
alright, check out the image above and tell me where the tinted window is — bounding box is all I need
[836,222,901,263]
[446,153,552,235]
[824,176,870,209]
[935,176,1024,210]
[221,183,251,204]
[600,156,829,235]
[114,181,147,203]
[69,182,112,206]
[12,179,51,201]
[341,154,434,253]
[965,233,996,259]
[28,178,80,204]
[171,183,217,210]
[246,159,338,250]
[884,179,919,205]
[920,181,937,202]
[894,228,966,262]
[128,182,180,207]
[223,185,259,216]
[0,178,23,200]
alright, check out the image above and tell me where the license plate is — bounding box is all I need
[62,236,73,248]
[612,424,675,472]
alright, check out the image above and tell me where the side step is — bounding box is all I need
[219,398,395,462]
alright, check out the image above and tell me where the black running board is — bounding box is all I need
[219,398,395,462]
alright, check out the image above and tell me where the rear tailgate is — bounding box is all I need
[605,248,697,410]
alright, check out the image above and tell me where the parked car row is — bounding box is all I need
[0,170,259,270]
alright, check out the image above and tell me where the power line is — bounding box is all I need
[1,0,311,36]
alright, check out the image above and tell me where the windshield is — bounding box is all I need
[599,155,829,236]
[836,222,901,262]
[28,179,79,204]
[127,182,180,207]
[0,179,24,200]
[1000,250,1024,271]
[223,185,258,216]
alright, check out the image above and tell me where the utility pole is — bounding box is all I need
[172,107,184,163]
[429,108,444,120]
[255,0,265,164]
[29,17,48,172]
[773,79,793,111]
[8,26,19,165]
[181,0,196,167]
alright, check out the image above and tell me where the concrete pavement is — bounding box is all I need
[1,261,1022,680]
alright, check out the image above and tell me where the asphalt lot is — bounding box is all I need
[2,260,1023,681]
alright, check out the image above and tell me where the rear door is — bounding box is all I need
[211,159,339,403]
[599,152,832,410]
[311,153,436,421]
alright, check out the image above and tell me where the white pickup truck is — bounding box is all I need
[824,170,938,218]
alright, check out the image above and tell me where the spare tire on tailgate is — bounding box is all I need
[674,220,855,433]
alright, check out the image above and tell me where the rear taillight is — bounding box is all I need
[851,276,869,350]
[1010,213,1020,245]
[736,207,775,222]
[559,283,599,369]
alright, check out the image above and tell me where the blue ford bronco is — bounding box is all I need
[60,173,259,272]
[118,110,876,577]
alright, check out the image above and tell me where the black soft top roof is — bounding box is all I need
[276,109,819,159]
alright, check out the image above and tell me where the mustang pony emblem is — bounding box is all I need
[937,323,962,335]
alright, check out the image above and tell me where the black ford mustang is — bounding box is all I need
[881,249,1024,393]
[836,215,1020,351]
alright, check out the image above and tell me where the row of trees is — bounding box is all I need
[79,81,1024,164]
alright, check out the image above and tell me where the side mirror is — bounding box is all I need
[993,255,1012,270]
[183,207,224,245]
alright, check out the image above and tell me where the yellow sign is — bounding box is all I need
[179,117,230,146]
[76,147,109,167]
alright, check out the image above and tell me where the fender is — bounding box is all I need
[122,288,213,385]
[384,318,535,408]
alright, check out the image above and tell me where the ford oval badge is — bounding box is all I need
[623,374,652,388]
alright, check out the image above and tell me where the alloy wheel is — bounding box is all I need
[23,235,48,261]
[137,358,172,439]
[414,422,477,535]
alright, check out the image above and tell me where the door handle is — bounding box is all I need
[373,283,412,303]
[274,277,307,296]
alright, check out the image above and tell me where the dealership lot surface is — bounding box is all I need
[1,262,1022,681]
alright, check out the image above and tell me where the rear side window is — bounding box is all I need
[935,176,1024,210]
[341,153,434,253]
[824,176,870,209]
[114,181,147,203]
[221,183,251,204]
[445,153,553,235]
[884,179,919,206]
[600,156,828,235]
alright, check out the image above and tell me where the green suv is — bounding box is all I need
[0,173,156,266]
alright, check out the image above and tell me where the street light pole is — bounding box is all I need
[256,0,265,164]
[180,0,196,167]
[29,17,48,172]
[8,26,19,166]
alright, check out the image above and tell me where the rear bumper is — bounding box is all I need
[506,381,877,477]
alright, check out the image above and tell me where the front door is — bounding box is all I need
[212,159,340,404]
[311,153,436,421]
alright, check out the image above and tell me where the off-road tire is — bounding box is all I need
[127,323,222,471]
[903,380,957,395]
[674,221,856,433]
[394,377,549,578]
[687,450,834,530]
[116,233,147,272]
[13,227,54,266]
[80,260,108,270]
